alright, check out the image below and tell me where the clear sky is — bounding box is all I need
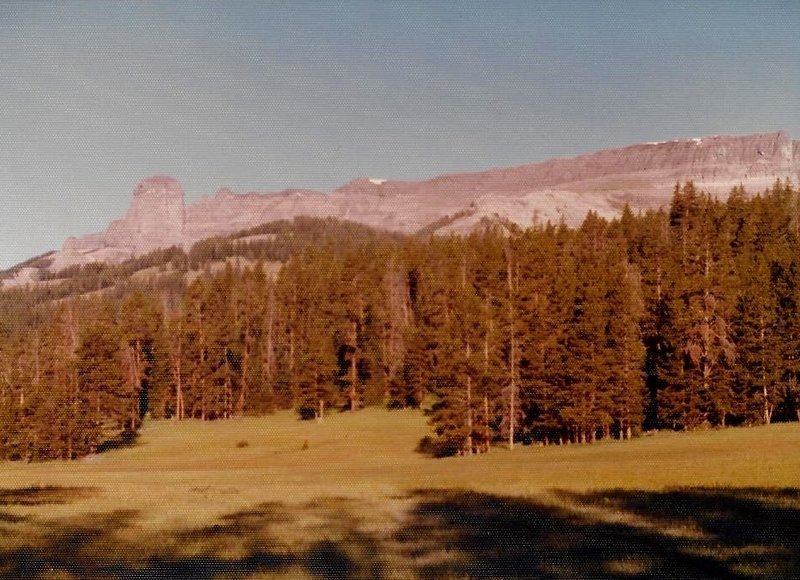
[1,1,798,269]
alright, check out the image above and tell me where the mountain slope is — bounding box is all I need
[7,130,800,281]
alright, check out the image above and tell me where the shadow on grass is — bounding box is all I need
[0,486,98,526]
[0,494,383,579]
[0,486,798,578]
[97,430,140,454]
[396,488,800,579]
[0,485,97,506]
[0,509,140,578]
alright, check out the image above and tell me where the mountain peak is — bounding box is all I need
[19,130,798,280]
[133,176,184,199]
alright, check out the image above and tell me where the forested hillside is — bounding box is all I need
[1,180,799,460]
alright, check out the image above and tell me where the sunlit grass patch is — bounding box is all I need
[0,410,798,577]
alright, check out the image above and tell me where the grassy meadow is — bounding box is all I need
[1,409,799,578]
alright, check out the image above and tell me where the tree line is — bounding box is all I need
[1,180,799,460]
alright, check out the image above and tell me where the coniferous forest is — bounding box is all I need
[2,181,800,460]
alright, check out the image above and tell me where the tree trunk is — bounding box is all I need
[466,376,473,454]
[199,302,207,421]
[757,316,772,425]
[509,339,516,451]
[349,320,358,412]
[134,338,143,413]
[169,313,184,420]
[505,247,517,451]
[483,295,492,453]
[33,329,41,390]
[224,359,233,419]
[238,335,251,416]
[763,384,773,425]
[265,289,276,382]
[483,394,490,453]
[201,382,206,421]
[176,370,184,421]
[289,327,296,406]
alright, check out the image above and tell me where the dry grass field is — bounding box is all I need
[1,409,799,578]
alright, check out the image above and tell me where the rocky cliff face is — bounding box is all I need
[55,176,185,271]
[124,176,186,251]
[331,131,798,211]
[185,188,329,242]
[42,131,800,273]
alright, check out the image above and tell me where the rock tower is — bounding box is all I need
[62,176,185,258]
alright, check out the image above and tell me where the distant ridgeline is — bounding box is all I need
[5,131,796,287]
[1,180,799,460]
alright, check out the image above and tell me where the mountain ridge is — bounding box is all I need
[6,130,799,285]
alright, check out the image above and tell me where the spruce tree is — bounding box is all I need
[660,183,737,429]
[75,299,121,443]
[119,289,163,428]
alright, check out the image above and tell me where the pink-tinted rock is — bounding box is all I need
[52,131,800,272]
[62,176,185,260]
[124,176,185,252]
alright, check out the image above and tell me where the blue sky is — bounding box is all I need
[1,1,798,268]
